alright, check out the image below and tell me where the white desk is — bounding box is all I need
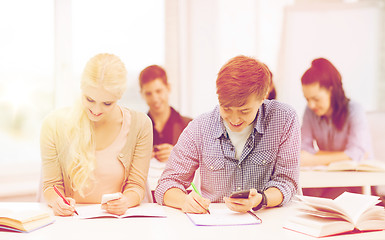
[1,202,385,240]
[300,170,385,195]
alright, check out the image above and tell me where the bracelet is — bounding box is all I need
[252,190,267,211]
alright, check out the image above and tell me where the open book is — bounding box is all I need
[0,203,54,233]
[186,208,261,226]
[326,160,385,172]
[75,203,166,219]
[284,192,385,238]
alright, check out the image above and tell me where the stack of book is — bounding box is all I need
[284,192,385,237]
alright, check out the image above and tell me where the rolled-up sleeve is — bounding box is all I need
[154,123,200,204]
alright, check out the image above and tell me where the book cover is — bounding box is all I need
[0,207,54,233]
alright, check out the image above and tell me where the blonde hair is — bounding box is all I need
[63,53,127,196]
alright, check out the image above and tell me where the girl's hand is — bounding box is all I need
[101,193,129,215]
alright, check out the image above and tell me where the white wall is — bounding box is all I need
[167,0,293,118]
[167,0,385,120]
[277,1,385,119]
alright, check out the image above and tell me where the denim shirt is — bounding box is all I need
[155,100,300,205]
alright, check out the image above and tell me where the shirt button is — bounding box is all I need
[210,166,214,170]
[119,153,124,158]
[238,165,241,169]
[262,160,266,164]
[237,187,241,191]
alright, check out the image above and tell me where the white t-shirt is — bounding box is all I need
[224,122,254,160]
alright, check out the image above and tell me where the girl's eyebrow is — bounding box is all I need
[85,95,115,104]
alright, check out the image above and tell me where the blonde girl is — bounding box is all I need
[40,53,152,216]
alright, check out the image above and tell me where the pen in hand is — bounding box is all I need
[53,185,79,215]
[190,183,211,214]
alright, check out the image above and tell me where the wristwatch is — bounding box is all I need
[252,191,267,211]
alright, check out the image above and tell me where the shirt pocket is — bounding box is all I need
[245,147,278,187]
[201,155,228,193]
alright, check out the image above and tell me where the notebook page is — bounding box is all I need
[186,208,261,226]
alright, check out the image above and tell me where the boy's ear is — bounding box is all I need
[264,91,269,100]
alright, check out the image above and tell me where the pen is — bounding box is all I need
[53,185,79,215]
[248,211,262,223]
[190,183,211,214]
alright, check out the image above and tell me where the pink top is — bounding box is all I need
[73,107,131,203]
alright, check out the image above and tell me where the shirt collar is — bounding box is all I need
[213,101,267,139]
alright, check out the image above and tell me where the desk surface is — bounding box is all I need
[1,202,384,240]
[300,170,385,188]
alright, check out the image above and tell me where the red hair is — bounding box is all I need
[139,65,168,88]
[301,58,349,130]
[216,55,271,107]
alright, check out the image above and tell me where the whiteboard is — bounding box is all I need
[277,1,383,120]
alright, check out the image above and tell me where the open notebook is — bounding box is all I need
[186,208,261,226]
[75,203,166,219]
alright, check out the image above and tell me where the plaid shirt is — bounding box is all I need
[155,100,300,205]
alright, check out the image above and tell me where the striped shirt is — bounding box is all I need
[155,100,300,205]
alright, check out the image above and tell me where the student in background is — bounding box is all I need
[139,65,192,163]
[266,67,277,100]
[267,83,277,100]
[300,58,372,198]
[40,53,153,216]
[155,55,300,213]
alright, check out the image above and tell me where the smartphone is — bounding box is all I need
[230,190,250,199]
[101,193,121,204]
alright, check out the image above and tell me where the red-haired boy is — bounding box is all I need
[155,56,300,213]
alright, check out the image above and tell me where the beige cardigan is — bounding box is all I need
[40,107,153,201]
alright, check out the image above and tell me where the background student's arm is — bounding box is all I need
[301,104,369,166]
[301,107,317,157]
[343,103,371,161]
[154,143,173,162]
[301,150,351,166]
